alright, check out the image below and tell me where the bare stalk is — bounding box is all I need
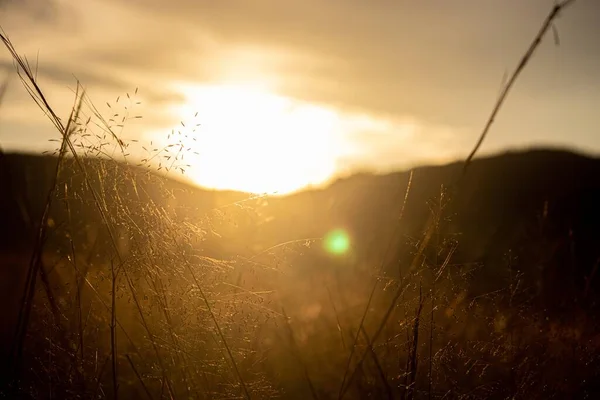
[462,0,577,176]
[405,285,424,400]
[110,258,119,400]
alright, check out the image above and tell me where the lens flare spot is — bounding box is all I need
[324,229,350,255]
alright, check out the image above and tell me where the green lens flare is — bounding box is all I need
[324,229,350,255]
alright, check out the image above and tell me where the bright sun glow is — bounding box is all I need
[162,82,344,194]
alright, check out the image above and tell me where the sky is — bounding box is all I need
[0,0,599,194]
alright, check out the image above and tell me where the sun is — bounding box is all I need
[162,82,342,195]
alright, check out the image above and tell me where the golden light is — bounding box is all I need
[161,82,345,195]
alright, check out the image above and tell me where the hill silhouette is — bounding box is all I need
[2,148,600,321]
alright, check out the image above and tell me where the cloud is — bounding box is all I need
[0,0,64,23]
[335,116,469,173]
[82,0,600,134]
[1,0,599,183]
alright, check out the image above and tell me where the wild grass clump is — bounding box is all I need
[0,29,277,399]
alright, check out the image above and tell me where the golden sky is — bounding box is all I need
[1,0,599,193]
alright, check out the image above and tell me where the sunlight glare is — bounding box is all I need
[166,82,344,194]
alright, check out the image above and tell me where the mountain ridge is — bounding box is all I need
[1,147,600,303]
